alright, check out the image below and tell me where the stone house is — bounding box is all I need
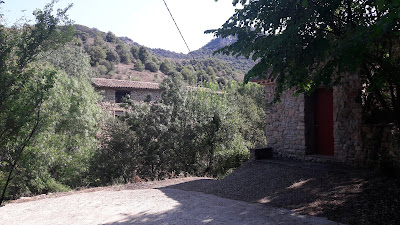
[92,78,162,116]
[254,75,399,168]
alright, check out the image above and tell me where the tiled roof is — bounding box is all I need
[92,78,160,90]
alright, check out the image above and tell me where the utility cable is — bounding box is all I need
[162,0,194,58]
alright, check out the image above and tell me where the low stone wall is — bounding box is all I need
[362,124,400,172]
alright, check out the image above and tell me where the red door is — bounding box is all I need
[315,88,334,155]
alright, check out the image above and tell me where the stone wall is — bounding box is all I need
[101,89,115,102]
[260,75,400,170]
[98,88,162,103]
[262,74,365,167]
[96,87,162,116]
[264,83,307,158]
[332,74,363,166]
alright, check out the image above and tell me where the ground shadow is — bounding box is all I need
[159,159,400,225]
[100,186,331,225]
[101,158,400,225]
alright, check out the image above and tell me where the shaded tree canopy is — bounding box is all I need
[210,0,400,124]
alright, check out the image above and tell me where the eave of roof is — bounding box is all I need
[92,78,160,90]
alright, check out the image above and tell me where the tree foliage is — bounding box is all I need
[0,1,74,204]
[210,0,400,124]
[91,77,266,183]
[116,43,132,64]
[145,61,159,72]
[138,46,151,63]
[134,60,145,72]
[0,2,102,204]
[86,45,106,66]
[105,31,117,43]
[160,60,173,74]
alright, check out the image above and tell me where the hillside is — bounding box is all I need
[73,24,252,86]
[150,36,256,74]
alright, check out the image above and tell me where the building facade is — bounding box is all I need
[256,75,399,168]
[92,78,162,116]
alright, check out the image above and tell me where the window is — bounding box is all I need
[115,91,130,103]
[114,110,124,117]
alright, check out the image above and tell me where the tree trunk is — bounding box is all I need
[0,101,42,205]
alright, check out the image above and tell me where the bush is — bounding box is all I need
[90,118,140,185]
[97,64,108,75]
[116,44,132,64]
[160,60,172,74]
[105,31,117,43]
[145,61,159,72]
[138,46,150,62]
[130,45,139,59]
[86,46,106,66]
[99,60,114,74]
[91,78,266,183]
[106,48,120,63]
[134,60,145,72]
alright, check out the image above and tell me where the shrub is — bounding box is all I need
[145,61,159,72]
[134,60,145,72]
[91,78,266,183]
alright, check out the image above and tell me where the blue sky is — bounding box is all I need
[1,0,239,53]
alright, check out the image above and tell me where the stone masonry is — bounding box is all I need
[260,74,368,167]
[92,78,162,116]
[332,74,363,166]
[264,84,307,158]
[100,88,161,103]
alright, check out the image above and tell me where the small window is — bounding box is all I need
[115,91,130,103]
[144,94,152,103]
[114,110,124,117]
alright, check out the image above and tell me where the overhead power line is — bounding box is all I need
[162,0,192,54]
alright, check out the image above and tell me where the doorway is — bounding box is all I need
[314,88,334,156]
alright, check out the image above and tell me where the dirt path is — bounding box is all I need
[0,186,338,225]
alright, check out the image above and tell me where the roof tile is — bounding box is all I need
[92,78,160,90]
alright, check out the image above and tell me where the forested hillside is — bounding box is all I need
[150,36,256,74]
[73,25,249,87]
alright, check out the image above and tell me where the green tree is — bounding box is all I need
[0,1,74,205]
[106,48,120,63]
[181,65,194,81]
[39,45,92,78]
[14,71,102,195]
[210,0,400,124]
[206,66,216,82]
[86,45,106,66]
[130,45,139,59]
[134,60,145,72]
[93,33,106,48]
[91,77,266,182]
[105,31,117,43]
[145,61,159,72]
[138,46,150,63]
[99,60,114,74]
[116,43,132,64]
[160,60,172,74]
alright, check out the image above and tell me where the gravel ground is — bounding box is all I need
[0,182,338,225]
[2,158,399,225]
[163,159,400,225]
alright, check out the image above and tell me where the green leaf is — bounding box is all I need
[302,0,308,8]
